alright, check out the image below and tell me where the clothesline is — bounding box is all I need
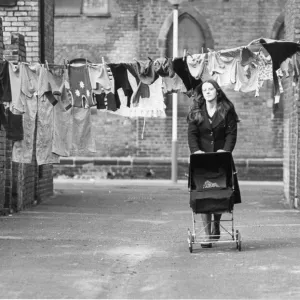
[0,37,300,166]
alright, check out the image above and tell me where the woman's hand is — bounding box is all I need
[194,150,205,154]
[217,149,226,152]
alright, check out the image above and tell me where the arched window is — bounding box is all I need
[276,22,285,40]
[166,13,206,117]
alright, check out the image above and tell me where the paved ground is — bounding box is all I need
[0,179,300,299]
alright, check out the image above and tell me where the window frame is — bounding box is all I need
[0,0,18,6]
[55,0,110,18]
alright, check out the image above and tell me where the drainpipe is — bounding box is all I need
[39,0,45,63]
[294,86,299,209]
[171,4,178,183]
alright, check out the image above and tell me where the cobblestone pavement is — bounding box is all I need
[0,179,299,299]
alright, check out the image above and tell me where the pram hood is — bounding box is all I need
[188,152,233,191]
[188,152,241,213]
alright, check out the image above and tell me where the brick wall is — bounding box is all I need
[54,0,139,64]
[0,0,40,62]
[284,0,300,208]
[36,0,55,204]
[53,0,286,180]
[0,19,11,214]
[0,0,55,212]
[0,19,4,210]
[43,0,54,62]
[137,0,286,160]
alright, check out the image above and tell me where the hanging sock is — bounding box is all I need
[141,117,146,140]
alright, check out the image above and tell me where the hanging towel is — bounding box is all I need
[153,57,175,77]
[134,58,159,85]
[72,107,96,154]
[52,101,73,157]
[162,73,187,94]
[5,107,23,141]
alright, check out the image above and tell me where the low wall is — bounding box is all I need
[53,157,283,181]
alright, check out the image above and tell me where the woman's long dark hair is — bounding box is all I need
[187,79,240,125]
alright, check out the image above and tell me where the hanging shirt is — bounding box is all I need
[12,63,40,163]
[207,52,239,87]
[172,58,201,95]
[123,62,150,99]
[108,63,133,107]
[68,64,96,108]
[255,52,273,97]
[162,73,187,94]
[280,57,293,78]
[8,62,22,114]
[35,65,60,165]
[47,66,72,110]
[239,64,260,93]
[186,54,206,80]
[88,64,112,94]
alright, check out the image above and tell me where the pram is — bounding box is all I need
[187,152,242,252]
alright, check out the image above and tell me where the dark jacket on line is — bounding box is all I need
[188,103,237,154]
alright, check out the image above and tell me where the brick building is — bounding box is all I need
[53,0,286,181]
[284,0,300,208]
[0,0,54,213]
[0,0,299,210]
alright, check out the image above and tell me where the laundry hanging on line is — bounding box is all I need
[0,37,299,166]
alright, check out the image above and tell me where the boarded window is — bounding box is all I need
[55,0,82,15]
[83,0,109,15]
[0,0,17,6]
[55,0,109,16]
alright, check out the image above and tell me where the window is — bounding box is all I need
[55,0,109,16]
[55,0,81,15]
[0,0,17,6]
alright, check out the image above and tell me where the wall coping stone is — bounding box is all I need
[61,157,283,167]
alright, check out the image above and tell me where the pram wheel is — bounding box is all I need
[187,229,193,253]
[236,230,242,251]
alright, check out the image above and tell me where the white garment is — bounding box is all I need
[105,72,166,118]
[186,54,207,80]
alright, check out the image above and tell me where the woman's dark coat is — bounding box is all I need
[188,102,241,204]
[188,103,237,153]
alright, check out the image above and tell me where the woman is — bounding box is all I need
[187,79,239,247]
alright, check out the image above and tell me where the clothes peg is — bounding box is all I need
[45,60,49,70]
[183,49,187,61]
[102,57,105,64]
